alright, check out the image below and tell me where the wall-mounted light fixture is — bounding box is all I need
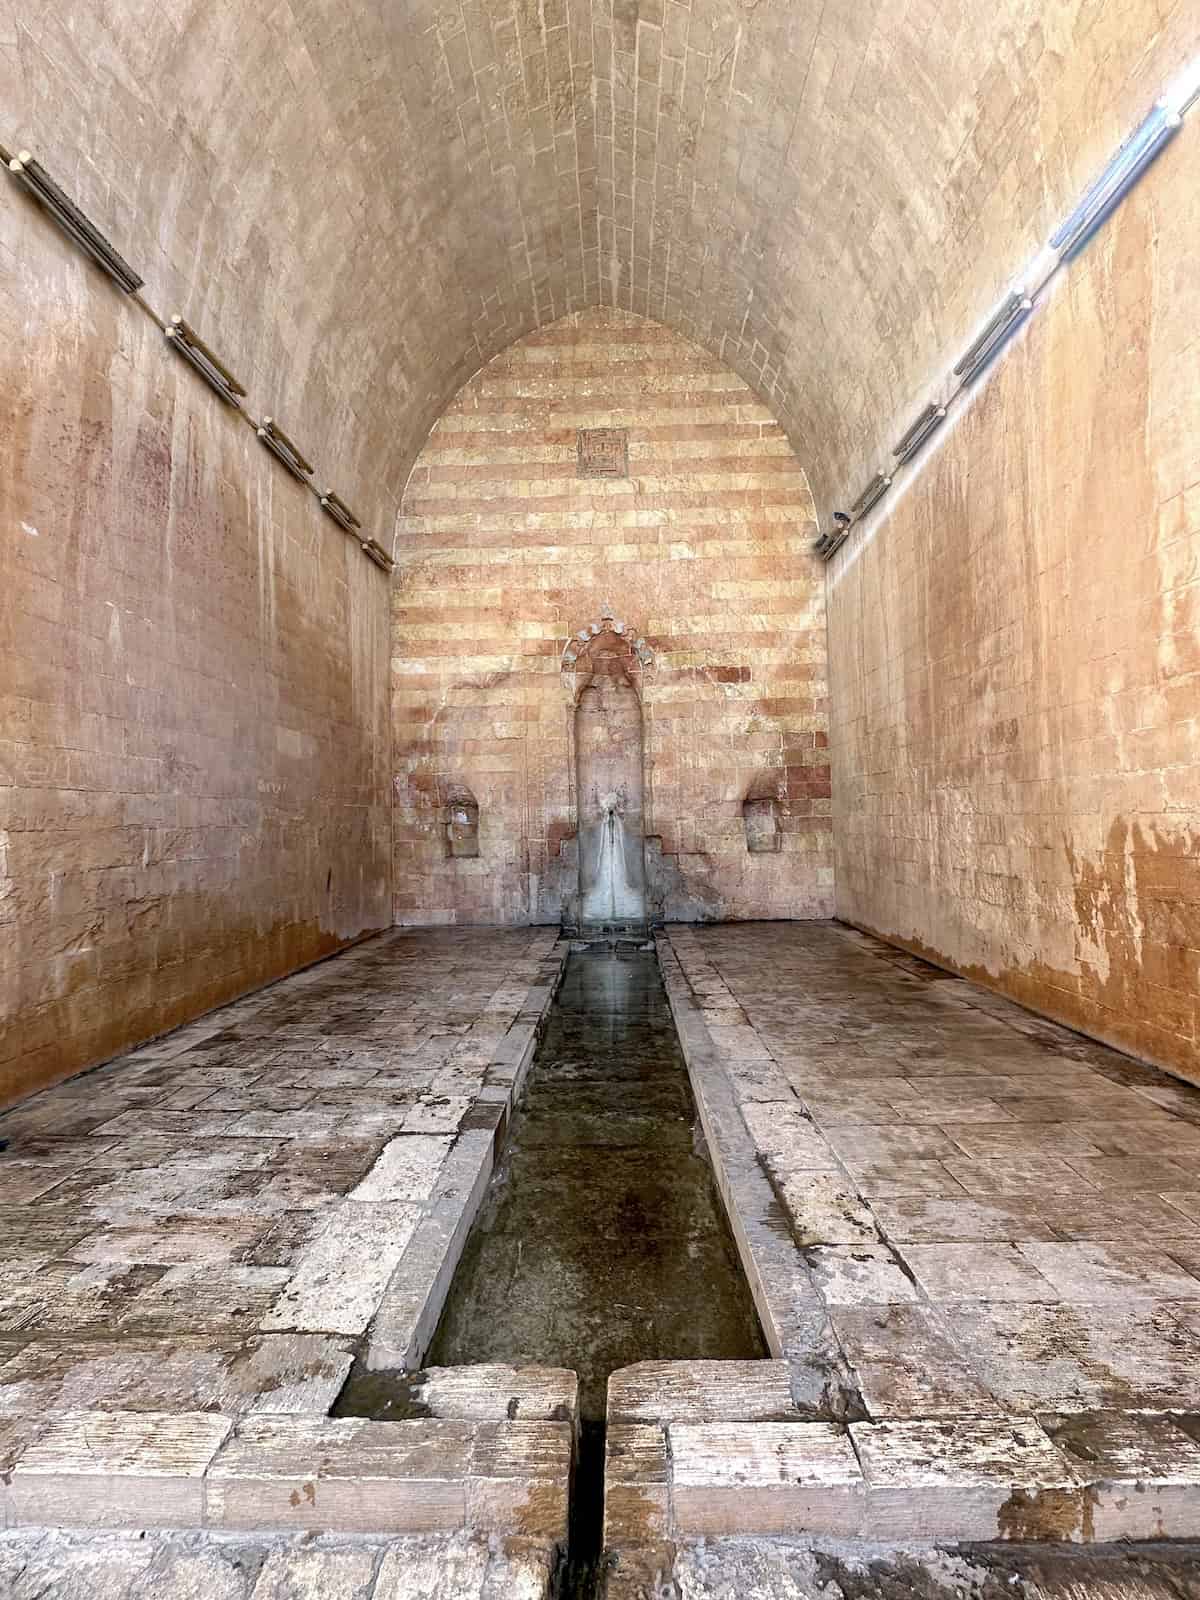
[256,416,313,482]
[813,528,847,561]
[360,538,394,573]
[319,492,361,535]
[1050,103,1182,261]
[5,150,143,294]
[952,291,1034,385]
[813,511,853,561]
[818,57,1199,567]
[2,122,410,593]
[165,316,247,406]
[892,404,947,465]
[847,473,892,521]
[1163,56,1200,117]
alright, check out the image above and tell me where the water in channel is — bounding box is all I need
[434,945,766,1593]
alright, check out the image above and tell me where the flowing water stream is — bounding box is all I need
[340,945,766,1596]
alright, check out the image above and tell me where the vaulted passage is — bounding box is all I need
[3,0,1200,1588]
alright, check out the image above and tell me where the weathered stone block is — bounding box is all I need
[9,1411,233,1529]
[412,1365,579,1423]
[849,1418,1080,1541]
[606,1360,794,1425]
[669,1421,865,1536]
[205,1417,474,1533]
[263,1203,423,1336]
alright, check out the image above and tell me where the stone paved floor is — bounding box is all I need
[5,1528,1200,1600]
[7,919,1200,1573]
[0,1528,553,1597]
[660,1539,1200,1600]
[0,927,560,1417]
[662,922,1200,1421]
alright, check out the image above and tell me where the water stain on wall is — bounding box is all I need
[830,144,1199,1086]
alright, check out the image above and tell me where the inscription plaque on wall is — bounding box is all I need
[577,427,629,478]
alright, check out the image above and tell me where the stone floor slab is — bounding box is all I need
[0,1530,555,1600]
[0,929,566,1439]
[1017,1241,1200,1302]
[349,1136,454,1203]
[871,1196,1057,1244]
[0,1333,353,1417]
[250,1543,380,1599]
[607,1360,794,1424]
[830,1304,1005,1420]
[903,1243,1060,1302]
[665,1536,1200,1599]
[805,1246,919,1306]
[940,1301,1200,1412]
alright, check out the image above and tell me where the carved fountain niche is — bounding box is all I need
[442,783,480,859]
[562,613,654,938]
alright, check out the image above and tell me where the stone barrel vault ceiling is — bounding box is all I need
[5,0,1198,550]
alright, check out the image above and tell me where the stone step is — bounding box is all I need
[603,1361,1200,1545]
[1,1409,574,1541]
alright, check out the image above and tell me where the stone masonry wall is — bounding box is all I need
[392,309,830,927]
[828,126,1200,1085]
[0,45,393,1106]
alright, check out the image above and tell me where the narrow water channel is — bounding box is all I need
[434,945,765,1593]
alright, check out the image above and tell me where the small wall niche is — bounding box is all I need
[742,793,782,854]
[444,786,480,859]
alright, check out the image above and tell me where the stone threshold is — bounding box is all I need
[604,1361,1200,1551]
[0,1366,578,1541]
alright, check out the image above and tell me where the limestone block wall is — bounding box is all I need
[0,15,394,1105]
[828,127,1200,1084]
[391,309,830,928]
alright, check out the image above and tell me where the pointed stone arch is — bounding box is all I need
[392,307,830,928]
